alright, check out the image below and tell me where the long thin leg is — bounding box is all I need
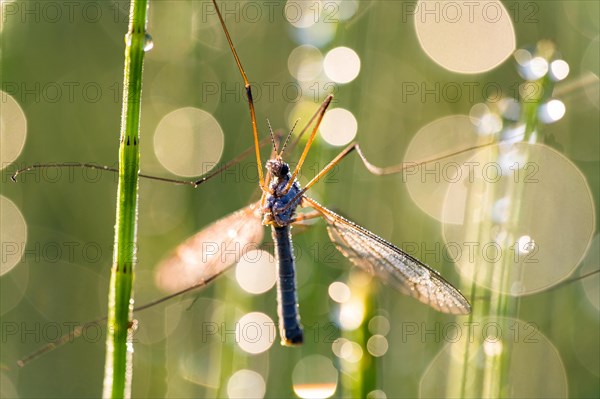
[12,136,271,187]
[211,0,265,190]
[352,126,533,176]
[284,94,333,193]
[353,140,503,175]
[16,269,227,368]
[279,138,511,214]
[293,127,531,197]
[285,101,329,157]
[300,142,356,193]
[290,211,321,225]
[279,142,356,213]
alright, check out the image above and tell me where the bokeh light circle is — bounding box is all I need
[0,196,28,276]
[442,143,595,295]
[0,253,28,316]
[285,0,321,28]
[367,390,387,399]
[0,91,27,169]
[320,108,358,146]
[288,45,323,82]
[323,47,361,84]
[332,337,350,358]
[368,315,391,336]
[227,369,266,399]
[0,373,17,399]
[580,234,599,312]
[367,335,389,357]
[549,60,570,81]
[538,99,566,123]
[340,340,364,363]
[420,317,568,398]
[414,0,515,73]
[339,298,365,330]
[292,354,338,399]
[154,107,224,177]
[404,114,485,223]
[290,19,337,47]
[518,56,549,81]
[236,250,277,294]
[329,281,351,303]
[236,312,276,354]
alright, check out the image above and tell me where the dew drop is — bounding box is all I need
[144,33,154,52]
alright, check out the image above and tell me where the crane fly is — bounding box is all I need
[14,1,474,365]
[156,0,470,346]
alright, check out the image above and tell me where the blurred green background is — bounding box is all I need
[1,0,598,398]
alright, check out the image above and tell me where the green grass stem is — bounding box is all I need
[103,1,149,397]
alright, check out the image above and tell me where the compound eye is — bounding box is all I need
[280,163,289,175]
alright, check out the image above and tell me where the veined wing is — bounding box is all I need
[156,202,264,292]
[303,196,471,315]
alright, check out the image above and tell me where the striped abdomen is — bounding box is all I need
[272,225,303,345]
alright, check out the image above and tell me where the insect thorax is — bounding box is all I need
[263,159,301,227]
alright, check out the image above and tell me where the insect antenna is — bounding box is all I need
[279,118,300,158]
[284,94,333,193]
[266,118,278,155]
[288,96,333,154]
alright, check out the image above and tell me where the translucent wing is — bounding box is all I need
[156,202,264,292]
[303,196,470,315]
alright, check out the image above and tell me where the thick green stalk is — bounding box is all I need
[103,1,149,397]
